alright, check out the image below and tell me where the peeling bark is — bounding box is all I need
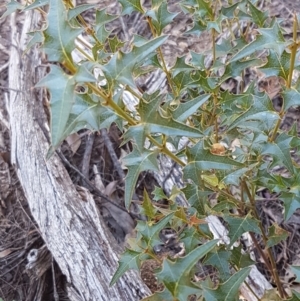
[8,11,150,301]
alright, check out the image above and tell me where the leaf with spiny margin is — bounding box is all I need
[221,58,263,83]
[152,186,168,201]
[123,91,202,151]
[36,65,76,149]
[172,94,210,122]
[43,0,82,64]
[227,92,279,131]
[155,240,218,301]
[231,22,287,62]
[282,88,300,112]
[110,249,141,286]
[119,0,144,15]
[180,227,202,253]
[95,9,118,44]
[281,192,300,221]
[25,31,44,54]
[148,2,178,35]
[266,223,289,248]
[189,51,206,69]
[172,71,199,93]
[259,50,293,80]
[182,184,211,215]
[202,267,251,301]
[141,189,156,219]
[101,35,168,90]
[0,0,23,19]
[231,245,255,268]
[23,0,49,11]
[247,0,268,27]
[171,56,195,77]
[223,214,261,248]
[68,4,95,20]
[204,248,231,281]
[183,141,244,186]
[261,133,293,172]
[136,213,174,247]
[123,147,159,209]
[141,288,173,301]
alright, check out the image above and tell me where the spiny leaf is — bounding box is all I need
[266,223,289,248]
[68,4,95,20]
[231,22,287,62]
[156,240,219,300]
[224,214,261,248]
[123,147,159,208]
[95,9,118,43]
[280,192,300,221]
[0,0,23,19]
[119,0,144,15]
[141,189,157,219]
[171,56,195,77]
[136,213,175,248]
[36,65,76,148]
[43,0,82,64]
[230,245,255,268]
[101,35,168,90]
[247,0,268,27]
[23,0,49,11]
[110,249,141,286]
[282,88,300,112]
[202,267,251,301]
[261,133,293,173]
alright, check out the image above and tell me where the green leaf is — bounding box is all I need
[282,88,300,112]
[204,248,231,281]
[141,189,157,218]
[227,92,279,132]
[123,147,159,208]
[266,223,289,248]
[172,94,210,122]
[123,91,202,151]
[110,249,141,286]
[43,0,82,64]
[137,213,175,248]
[0,0,23,19]
[68,4,95,20]
[259,50,292,80]
[23,0,49,11]
[36,65,76,148]
[261,133,294,173]
[280,192,300,221]
[25,31,44,54]
[231,22,287,62]
[171,56,195,77]
[95,9,118,44]
[156,240,219,300]
[119,0,144,15]
[247,0,268,27]
[101,35,168,89]
[148,2,179,35]
[152,186,168,201]
[183,141,244,186]
[230,245,255,268]
[224,214,261,248]
[202,268,251,301]
[291,266,300,283]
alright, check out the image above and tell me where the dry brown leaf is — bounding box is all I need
[0,248,12,258]
[65,133,81,155]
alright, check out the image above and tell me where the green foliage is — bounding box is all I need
[6,0,300,299]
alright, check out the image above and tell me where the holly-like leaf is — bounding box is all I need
[36,65,76,149]
[152,186,168,201]
[204,249,231,282]
[156,240,219,300]
[223,215,261,247]
[141,189,157,219]
[110,249,141,286]
[148,1,179,35]
[231,22,287,62]
[25,31,44,54]
[123,91,202,151]
[43,0,82,64]
[0,0,23,19]
[137,213,175,248]
[95,9,118,44]
[119,0,144,15]
[247,0,268,27]
[227,91,279,132]
[171,56,195,77]
[282,88,300,112]
[202,268,251,301]
[68,4,95,20]
[23,0,49,11]
[231,245,255,268]
[261,133,293,173]
[280,192,300,221]
[123,147,159,208]
[101,35,168,90]
[266,223,289,248]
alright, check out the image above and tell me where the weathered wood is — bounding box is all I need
[8,11,151,301]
